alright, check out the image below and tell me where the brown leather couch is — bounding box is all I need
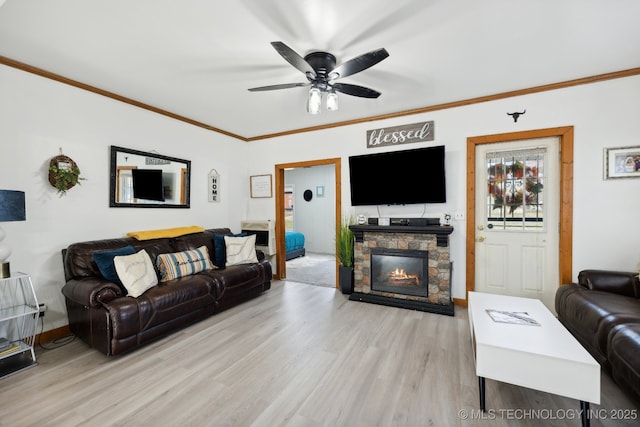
[556,270,640,403]
[61,228,272,356]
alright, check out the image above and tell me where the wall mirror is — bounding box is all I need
[109,145,191,208]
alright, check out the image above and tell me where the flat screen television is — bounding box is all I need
[132,169,165,202]
[348,145,446,206]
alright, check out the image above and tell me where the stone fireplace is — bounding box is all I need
[349,224,454,315]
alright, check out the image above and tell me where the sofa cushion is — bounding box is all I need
[206,262,266,305]
[225,235,258,266]
[64,237,174,281]
[114,249,159,298]
[212,232,246,268]
[578,270,639,298]
[102,274,216,341]
[156,246,215,282]
[608,324,640,402]
[91,245,136,291]
[172,230,217,259]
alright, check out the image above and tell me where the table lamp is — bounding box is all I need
[0,190,26,278]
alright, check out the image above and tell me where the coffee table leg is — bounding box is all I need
[478,377,486,412]
[580,401,590,427]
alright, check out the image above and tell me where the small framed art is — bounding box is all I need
[604,146,640,179]
[250,174,272,198]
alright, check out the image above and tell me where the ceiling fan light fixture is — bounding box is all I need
[326,91,338,111]
[307,87,322,114]
[249,42,388,114]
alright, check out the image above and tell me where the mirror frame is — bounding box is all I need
[109,145,191,208]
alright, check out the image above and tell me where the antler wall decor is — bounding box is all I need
[507,110,526,122]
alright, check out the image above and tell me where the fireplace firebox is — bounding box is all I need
[370,248,429,297]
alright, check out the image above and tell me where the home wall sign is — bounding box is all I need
[366,121,434,149]
[208,169,220,202]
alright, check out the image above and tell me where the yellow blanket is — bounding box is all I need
[127,226,205,240]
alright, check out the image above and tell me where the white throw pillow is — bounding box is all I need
[225,234,258,266]
[114,249,158,297]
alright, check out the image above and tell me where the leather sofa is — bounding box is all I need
[61,228,272,356]
[556,269,640,403]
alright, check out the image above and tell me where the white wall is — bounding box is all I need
[0,65,252,331]
[246,74,640,299]
[3,62,639,333]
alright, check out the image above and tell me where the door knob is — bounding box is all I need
[476,236,485,242]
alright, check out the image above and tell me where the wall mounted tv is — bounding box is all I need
[132,169,165,202]
[348,145,446,206]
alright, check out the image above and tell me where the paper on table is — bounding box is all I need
[486,309,541,326]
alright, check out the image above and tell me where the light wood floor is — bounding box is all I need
[0,280,638,426]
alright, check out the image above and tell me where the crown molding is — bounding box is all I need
[2,55,638,142]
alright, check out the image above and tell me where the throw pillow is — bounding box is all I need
[225,234,258,266]
[92,245,136,291]
[113,249,158,298]
[156,245,214,282]
[212,232,246,268]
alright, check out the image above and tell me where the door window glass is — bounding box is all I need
[486,148,546,231]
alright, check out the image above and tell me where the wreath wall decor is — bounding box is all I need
[48,153,84,196]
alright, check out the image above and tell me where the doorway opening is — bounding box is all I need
[274,158,342,288]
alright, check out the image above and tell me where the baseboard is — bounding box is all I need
[453,297,467,307]
[36,325,72,346]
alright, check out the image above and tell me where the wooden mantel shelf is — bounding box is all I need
[349,225,454,247]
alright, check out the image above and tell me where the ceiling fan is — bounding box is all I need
[248,41,389,114]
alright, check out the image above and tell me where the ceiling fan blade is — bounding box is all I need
[329,48,389,79]
[271,41,316,78]
[332,83,381,98]
[248,82,309,92]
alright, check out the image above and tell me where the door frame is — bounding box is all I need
[274,158,342,285]
[461,126,574,306]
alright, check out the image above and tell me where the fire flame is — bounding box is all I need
[388,268,419,282]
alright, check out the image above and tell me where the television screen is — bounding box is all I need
[132,169,165,202]
[348,145,446,206]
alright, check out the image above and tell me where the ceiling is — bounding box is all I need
[1,0,639,141]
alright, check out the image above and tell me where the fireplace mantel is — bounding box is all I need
[350,225,454,247]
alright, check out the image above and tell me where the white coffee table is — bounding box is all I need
[468,291,600,427]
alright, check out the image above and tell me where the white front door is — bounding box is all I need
[474,137,560,311]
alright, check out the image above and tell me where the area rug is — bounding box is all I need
[286,252,336,288]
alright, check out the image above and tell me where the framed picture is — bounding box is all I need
[250,174,272,198]
[604,146,640,179]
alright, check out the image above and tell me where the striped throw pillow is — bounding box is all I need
[156,245,214,282]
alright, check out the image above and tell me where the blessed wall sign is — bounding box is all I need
[366,121,434,148]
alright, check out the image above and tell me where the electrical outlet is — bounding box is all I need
[38,303,47,318]
[454,212,465,220]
